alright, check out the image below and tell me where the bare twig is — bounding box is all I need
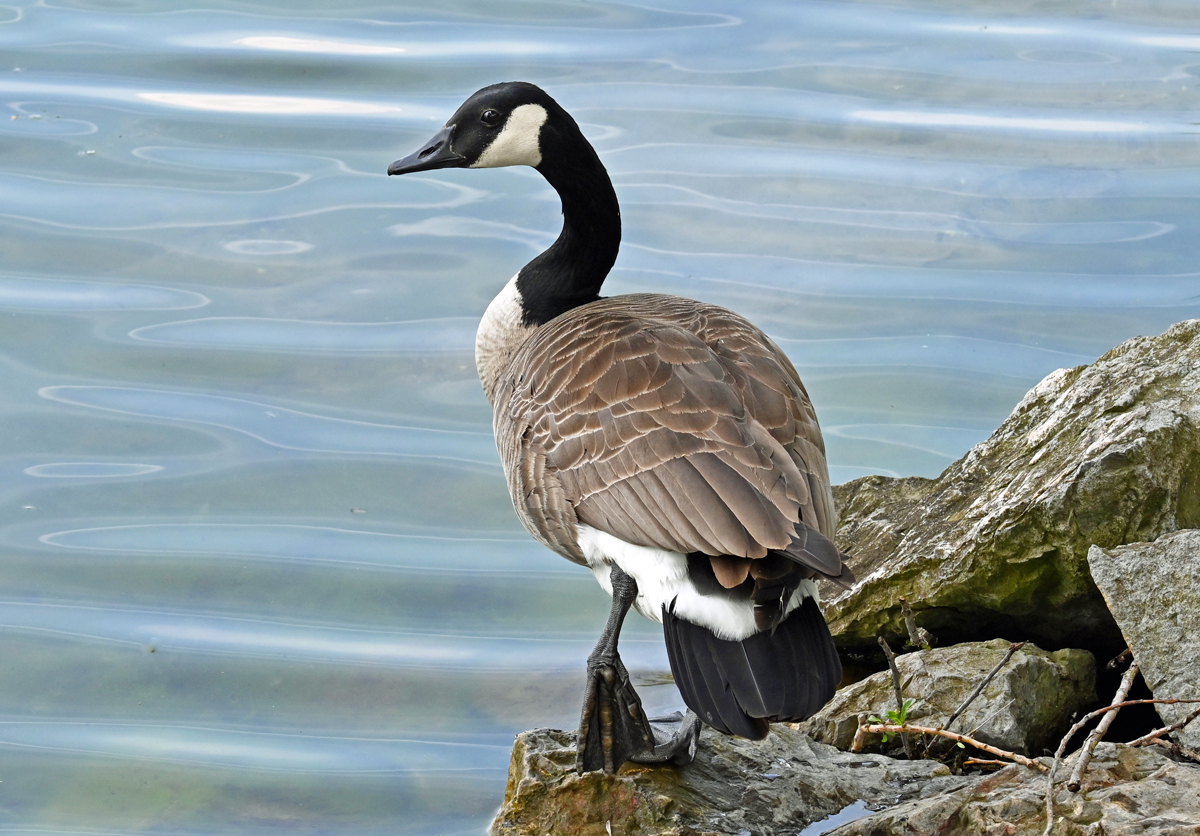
[967,697,1016,739]
[1128,704,1200,748]
[1106,647,1132,670]
[877,635,913,758]
[1068,697,1200,720]
[943,642,1024,734]
[1043,733,1076,834]
[1067,662,1139,792]
[852,714,870,753]
[1041,695,1200,834]
[1042,664,1150,836]
[855,720,1047,772]
[898,597,934,649]
[1146,738,1200,764]
[964,758,1009,768]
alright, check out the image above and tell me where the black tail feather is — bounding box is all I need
[663,595,840,738]
[665,617,769,739]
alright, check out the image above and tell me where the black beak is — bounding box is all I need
[388,125,465,175]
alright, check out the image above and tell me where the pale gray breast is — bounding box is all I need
[491,293,836,566]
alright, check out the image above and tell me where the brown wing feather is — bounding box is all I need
[493,294,841,573]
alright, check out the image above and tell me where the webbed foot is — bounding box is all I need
[632,709,702,766]
[576,651,656,774]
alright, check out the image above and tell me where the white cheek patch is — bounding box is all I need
[471,103,548,169]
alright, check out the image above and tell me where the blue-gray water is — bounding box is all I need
[2,0,1198,832]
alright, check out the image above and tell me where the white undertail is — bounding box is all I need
[576,524,816,642]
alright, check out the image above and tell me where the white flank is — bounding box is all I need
[576,524,815,642]
[471,104,548,169]
[475,274,533,403]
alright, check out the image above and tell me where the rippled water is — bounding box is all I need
[3,0,1199,832]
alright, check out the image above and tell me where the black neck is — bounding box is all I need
[516,138,621,327]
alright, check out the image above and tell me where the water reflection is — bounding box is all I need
[130,316,478,352]
[389,216,552,248]
[39,523,562,574]
[850,108,1160,134]
[0,277,209,310]
[39,385,500,464]
[775,335,1091,377]
[223,239,313,255]
[619,182,1171,242]
[3,0,1200,832]
[137,91,408,116]
[25,462,164,478]
[233,36,408,56]
[0,721,510,773]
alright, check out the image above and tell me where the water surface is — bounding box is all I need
[2,0,1199,832]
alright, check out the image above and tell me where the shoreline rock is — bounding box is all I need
[798,639,1095,757]
[826,743,1200,836]
[826,319,1200,655]
[1089,530,1200,750]
[489,725,975,836]
[489,727,1200,836]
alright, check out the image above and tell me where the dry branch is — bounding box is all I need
[852,718,1047,772]
[943,642,1024,735]
[1037,665,1197,834]
[898,597,934,649]
[1146,738,1200,764]
[1066,662,1139,791]
[1128,703,1200,748]
[877,635,913,758]
[1066,697,1200,725]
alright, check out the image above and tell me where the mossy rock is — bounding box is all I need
[826,319,1200,654]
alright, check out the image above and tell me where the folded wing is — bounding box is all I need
[494,294,847,584]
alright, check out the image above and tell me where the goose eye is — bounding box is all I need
[480,108,503,127]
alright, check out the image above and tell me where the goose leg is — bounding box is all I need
[576,565,656,774]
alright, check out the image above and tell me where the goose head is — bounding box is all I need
[387,82,622,364]
[388,81,575,175]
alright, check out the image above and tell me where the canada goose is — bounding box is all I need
[388,82,853,774]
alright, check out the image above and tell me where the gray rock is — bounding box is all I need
[799,639,1095,757]
[827,743,1200,836]
[1089,530,1200,750]
[826,319,1200,653]
[489,725,979,836]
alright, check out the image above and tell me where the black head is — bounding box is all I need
[388,82,573,176]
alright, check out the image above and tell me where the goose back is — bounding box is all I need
[492,293,836,570]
